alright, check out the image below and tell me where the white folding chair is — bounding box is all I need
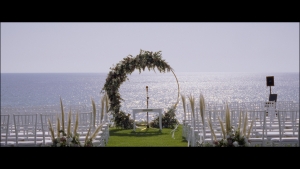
[39,113,58,146]
[193,107,204,146]
[1,114,16,146]
[228,102,242,127]
[13,114,43,147]
[85,108,109,147]
[247,110,270,147]
[186,102,198,147]
[77,112,93,135]
[98,112,110,146]
[1,114,10,146]
[90,122,109,147]
[75,112,99,144]
[271,110,299,147]
[200,109,224,145]
[182,112,191,140]
[276,101,294,111]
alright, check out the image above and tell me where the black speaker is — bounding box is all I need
[266,76,274,86]
[269,94,277,102]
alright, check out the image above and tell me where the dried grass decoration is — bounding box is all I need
[49,98,104,147]
[101,50,180,128]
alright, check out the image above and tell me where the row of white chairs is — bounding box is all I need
[182,101,299,147]
[1,112,110,147]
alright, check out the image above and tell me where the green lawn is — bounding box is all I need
[105,124,188,147]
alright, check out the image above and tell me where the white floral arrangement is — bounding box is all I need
[182,93,255,147]
[50,130,81,147]
[209,126,252,147]
[201,103,255,147]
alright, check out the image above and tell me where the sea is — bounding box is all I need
[1,72,299,123]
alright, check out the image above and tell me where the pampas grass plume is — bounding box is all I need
[67,109,72,137]
[84,127,91,145]
[101,95,105,122]
[57,117,60,138]
[243,112,248,136]
[199,93,205,124]
[181,94,186,120]
[247,118,255,139]
[48,118,55,141]
[187,94,195,119]
[218,116,226,139]
[225,103,231,135]
[92,98,96,127]
[237,111,242,132]
[105,93,109,113]
[90,123,104,140]
[207,117,216,141]
[73,112,79,135]
[60,97,65,134]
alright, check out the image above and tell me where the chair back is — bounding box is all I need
[1,114,10,146]
[13,114,38,146]
[40,113,58,145]
[75,112,93,135]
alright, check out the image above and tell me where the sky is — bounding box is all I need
[1,22,299,73]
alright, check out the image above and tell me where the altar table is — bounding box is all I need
[132,108,163,131]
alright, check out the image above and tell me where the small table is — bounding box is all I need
[132,108,163,131]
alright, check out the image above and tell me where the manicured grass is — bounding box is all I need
[106,124,188,147]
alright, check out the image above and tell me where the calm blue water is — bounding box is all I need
[1,72,299,123]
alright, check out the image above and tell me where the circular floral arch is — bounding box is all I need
[101,50,180,122]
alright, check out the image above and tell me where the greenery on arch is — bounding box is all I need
[101,50,180,129]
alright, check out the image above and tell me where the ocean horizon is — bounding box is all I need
[1,72,299,123]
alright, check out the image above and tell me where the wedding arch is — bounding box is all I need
[101,50,180,126]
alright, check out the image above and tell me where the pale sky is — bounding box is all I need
[1,22,299,73]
